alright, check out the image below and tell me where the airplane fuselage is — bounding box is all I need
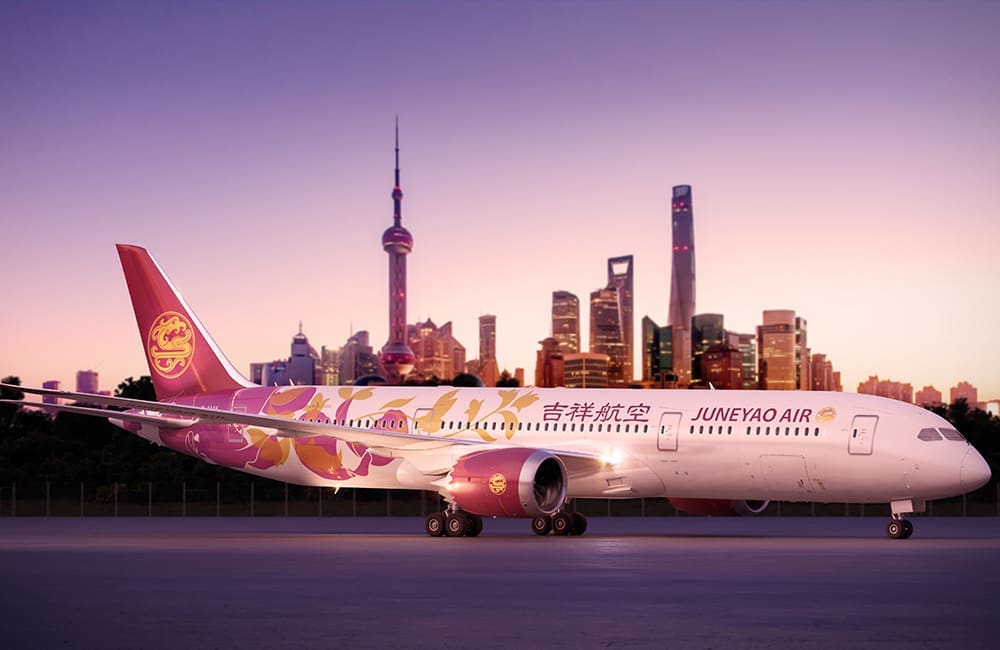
[119,384,980,511]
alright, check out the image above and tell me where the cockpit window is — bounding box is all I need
[917,428,943,441]
[939,428,966,441]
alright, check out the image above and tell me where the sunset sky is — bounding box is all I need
[2,1,998,400]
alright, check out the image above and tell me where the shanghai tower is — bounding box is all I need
[380,119,416,383]
[668,185,695,386]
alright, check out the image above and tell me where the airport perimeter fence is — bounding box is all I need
[1,479,998,518]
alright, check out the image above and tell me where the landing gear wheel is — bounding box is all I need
[551,512,573,536]
[570,512,588,536]
[531,515,552,536]
[886,519,905,539]
[465,514,484,537]
[425,513,445,537]
[445,512,469,537]
[901,520,914,539]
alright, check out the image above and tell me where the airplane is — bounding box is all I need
[1,244,992,539]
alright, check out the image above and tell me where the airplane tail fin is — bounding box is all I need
[116,244,254,400]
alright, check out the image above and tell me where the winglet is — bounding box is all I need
[116,244,253,399]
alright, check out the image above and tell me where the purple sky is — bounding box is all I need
[2,1,998,399]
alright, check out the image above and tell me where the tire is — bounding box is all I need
[466,514,484,537]
[886,520,904,539]
[901,520,914,539]
[531,515,552,536]
[425,513,445,537]
[445,512,469,537]
[570,512,588,536]
[551,512,572,536]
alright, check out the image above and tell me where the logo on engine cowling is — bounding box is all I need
[488,472,507,496]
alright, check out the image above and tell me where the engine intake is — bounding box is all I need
[449,448,566,518]
[669,498,770,517]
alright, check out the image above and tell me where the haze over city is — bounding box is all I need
[2,1,998,399]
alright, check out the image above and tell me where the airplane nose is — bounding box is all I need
[961,447,992,492]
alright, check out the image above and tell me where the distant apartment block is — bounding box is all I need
[76,370,99,394]
[757,310,796,390]
[857,376,913,403]
[915,385,943,407]
[42,380,60,405]
[950,381,979,409]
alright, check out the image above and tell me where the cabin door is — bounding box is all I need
[657,412,683,451]
[848,415,878,455]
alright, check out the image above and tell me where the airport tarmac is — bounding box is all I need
[1,517,998,649]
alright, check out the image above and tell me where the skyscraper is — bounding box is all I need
[589,286,626,386]
[380,119,416,384]
[606,255,634,383]
[76,369,99,394]
[757,310,796,390]
[668,185,695,387]
[534,337,565,388]
[691,313,724,388]
[551,290,580,353]
[479,315,496,362]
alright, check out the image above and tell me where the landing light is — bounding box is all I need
[603,449,625,466]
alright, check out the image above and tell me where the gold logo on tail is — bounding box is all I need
[488,472,507,496]
[148,311,195,379]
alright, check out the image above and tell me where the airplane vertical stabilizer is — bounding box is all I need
[116,244,253,399]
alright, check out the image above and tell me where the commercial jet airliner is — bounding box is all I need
[2,245,991,538]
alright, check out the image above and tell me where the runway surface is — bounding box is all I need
[1,517,998,649]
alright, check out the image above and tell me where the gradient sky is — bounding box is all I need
[2,1,998,399]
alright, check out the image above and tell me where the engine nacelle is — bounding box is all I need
[449,448,566,518]
[669,498,770,517]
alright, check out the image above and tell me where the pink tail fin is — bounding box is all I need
[117,244,253,399]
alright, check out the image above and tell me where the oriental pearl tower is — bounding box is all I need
[380,119,416,383]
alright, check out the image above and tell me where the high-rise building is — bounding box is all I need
[606,255,634,383]
[915,385,943,407]
[42,380,60,405]
[563,352,609,389]
[726,331,757,389]
[380,120,416,384]
[700,344,742,389]
[251,324,320,386]
[795,317,810,390]
[551,290,580,354]
[479,315,496,362]
[590,287,626,386]
[534,337,565,388]
[668,185,695,387]
[757,310,796,390]
[408,319,467,383]
[339,331,379,385]
[691,313,724,388]
[319,346,340,386]
[950,381,979,408]
[810,353,838,391]
[641,317,674,386]
[76,370,99,394]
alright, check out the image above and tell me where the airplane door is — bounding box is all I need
[848,415,878,455]
[657,412,682,451]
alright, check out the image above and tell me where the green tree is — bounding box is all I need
[496,370,520,387]
[1,375,24,428]
[116,376,155,400]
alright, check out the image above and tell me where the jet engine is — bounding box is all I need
[448,448,566,518]
[669,498,770,516]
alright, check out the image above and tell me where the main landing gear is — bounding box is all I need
[531,512,588,536]
[424,511,483,537]
[886,518,914,540]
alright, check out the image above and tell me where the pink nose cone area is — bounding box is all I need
[961,447,992,493]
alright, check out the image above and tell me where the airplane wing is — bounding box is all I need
[1,384,606,471]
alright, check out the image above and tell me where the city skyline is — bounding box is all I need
[2,2,998,399]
